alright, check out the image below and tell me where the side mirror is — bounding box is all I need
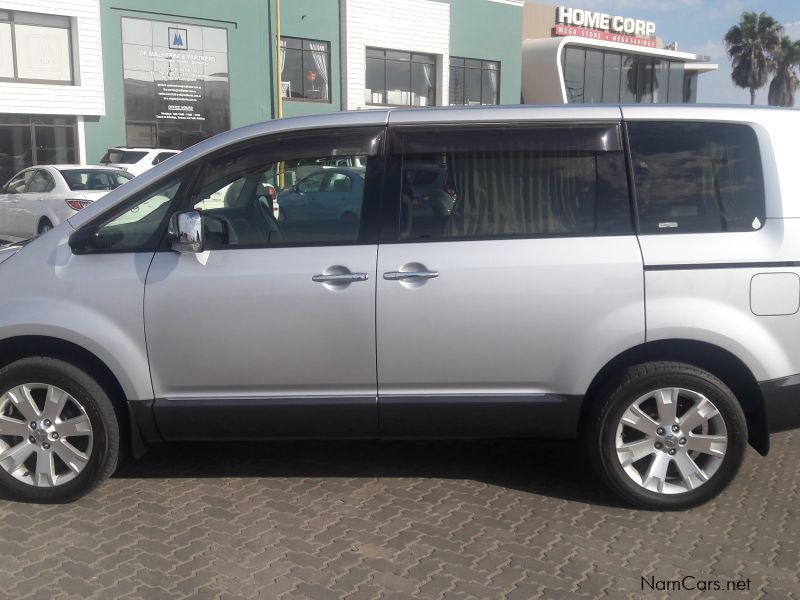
[168,210,204,253]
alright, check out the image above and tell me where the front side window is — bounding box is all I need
[191,128,382,248]
[365,48,436,107]
[394,125,631,241]
[628,122,765,234]
[280,37,331,102]
[449,58,500,106]
[0,11,73,83]
[4,170,33,193]
[87,177,185,252]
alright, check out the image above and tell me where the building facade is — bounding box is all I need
[522,3,717,104]
[0,0,717,175]
[0,0,104,184]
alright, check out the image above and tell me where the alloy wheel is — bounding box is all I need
[614,387,728,495]
[0,384,94,487]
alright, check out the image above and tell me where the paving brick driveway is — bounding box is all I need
[1,432,798,599]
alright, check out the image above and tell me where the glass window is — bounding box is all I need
[365,48,436,106]
[100,150,147,165]
[584,50,603,103]
[395,125,631,241]
[59,169,133,191]
[449,57,500,105]
[120,17,231,150]
[4,170,33,193]
[152,152,177,165]
[639,59,655,104]
[683,72,698,103]
[667,62,684,104]
[653,61,669,104]
[91,177,185,252]
[190,129,382,248]
[563,47,585,103]
[27,170,54,193]
[621,55,639,103]
[280,37,331,102]
[0,11,73,83]
[0,117,77,185]
[602,52,622,103]
[628,122,765,234]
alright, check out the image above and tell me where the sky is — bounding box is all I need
[530,0,800,105]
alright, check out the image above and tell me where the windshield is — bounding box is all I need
[100,150,147,165]
[59,169,134,191]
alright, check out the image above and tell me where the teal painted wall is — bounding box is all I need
[449,0,523,104]
[277,0,341,117]
[85,0,273,162]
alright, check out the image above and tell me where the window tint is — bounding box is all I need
[628,122,765,234]
[27,170,54,193]
[395,125,631,241]
[91,177,184,251]
[191,129,382,248]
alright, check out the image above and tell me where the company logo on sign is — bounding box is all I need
[168,27,188,50]
[556,6,656,38]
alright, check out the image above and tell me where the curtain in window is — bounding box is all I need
[279,39,288,97]
[446,149,596,237]
[486,63,499,104]
[422,63,433,104]
[309,41,329,100]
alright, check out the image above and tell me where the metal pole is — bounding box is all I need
[276,0,283,119]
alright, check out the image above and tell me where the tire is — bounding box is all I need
[587,361,747,510]
[37,219,53,235]
[0,358,120,503]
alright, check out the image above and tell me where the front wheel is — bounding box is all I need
[0,358,120,503]
[587,362,747,510]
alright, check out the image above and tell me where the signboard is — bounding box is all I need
[554,6,657,48]
[121,18,230,149]
[553,24,657,49]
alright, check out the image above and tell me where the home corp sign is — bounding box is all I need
[554,6,658,48]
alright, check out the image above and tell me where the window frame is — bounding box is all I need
[0,10,74,85]
[280,35,332,104]
[448,56,501,106]
[624,120,766,235]
[171,126,387,251]
[365,47,437,107]
[380,122,634,244]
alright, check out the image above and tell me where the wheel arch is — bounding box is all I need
[580,339,769,456]
[0,335,148,457]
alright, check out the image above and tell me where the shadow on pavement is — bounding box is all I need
[115,438,623,508]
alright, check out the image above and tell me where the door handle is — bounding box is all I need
[312,272,369,284]
[383,270,439,281]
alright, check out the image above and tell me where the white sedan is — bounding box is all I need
[0,165,133,242]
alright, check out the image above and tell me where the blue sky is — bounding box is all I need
[533,0,800,105]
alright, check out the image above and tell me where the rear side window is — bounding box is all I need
[394,124,632,241]
[100,150,148,165]
[627,122,765,234]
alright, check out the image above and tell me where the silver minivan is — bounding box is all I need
[0,105,798,509]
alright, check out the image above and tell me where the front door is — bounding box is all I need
[376,121,645,438]
[144,127,386,439]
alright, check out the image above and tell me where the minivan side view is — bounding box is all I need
[0,105,798,509]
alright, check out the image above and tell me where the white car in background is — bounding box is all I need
[0,165,133,241]
[99,147,180,176]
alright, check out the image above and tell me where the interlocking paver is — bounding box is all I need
[0,433,799,598]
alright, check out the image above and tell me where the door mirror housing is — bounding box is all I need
[169,210,204,253]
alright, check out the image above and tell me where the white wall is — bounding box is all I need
[0,0,105,116]
[342,0,450,110]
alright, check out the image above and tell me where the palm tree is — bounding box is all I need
[724,12,782,105]
[768,36,800,107]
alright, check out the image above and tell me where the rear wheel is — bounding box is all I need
[587,362,747,510]
[37,219,53,235]
[0,358,120,503]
